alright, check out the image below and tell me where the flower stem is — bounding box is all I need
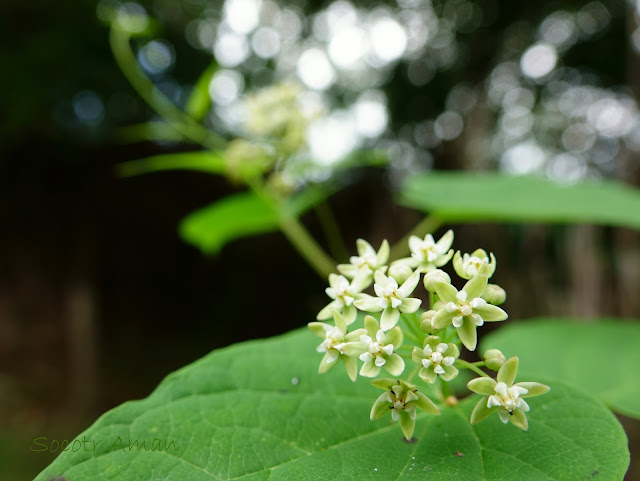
[389,215,443,261]
[401,313,424,346]
[109,26,227,150]
[439,378,452,400]
[454,359,489,378]
[245,177,336,279]
[405,364,421,383]
[314,201,349,262]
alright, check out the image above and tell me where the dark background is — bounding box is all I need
[1,0,638,479]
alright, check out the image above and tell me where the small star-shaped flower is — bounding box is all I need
[337,239,389,280]
[453,249,497,280]
[354,270,422,330]
[467,357,550,430]
[308,311,366,381]
[340,316,404,378]
[432,275,507,350]
[317,272,370,325]
[403,229,455,272]
[370,378,440,440]
[412,336,459,383]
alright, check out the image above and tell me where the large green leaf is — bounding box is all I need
[118,151,225,177]
[482,317,640,420]
[35,328,629,481]
[179,186,330,254]
[400,172,640,229]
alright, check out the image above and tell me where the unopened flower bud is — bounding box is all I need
[445,395,458,407]
[432,300,445,311]
[481,283,506,305]
[484,349,506,371]
[419,310,438,333]
[388,261,413,285]
[423,269,451,292]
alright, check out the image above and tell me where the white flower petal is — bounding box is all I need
[360,352,374,362]
[382,344,394,356]
[436,343,448,353]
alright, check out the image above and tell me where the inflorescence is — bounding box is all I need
[309,230,550,440]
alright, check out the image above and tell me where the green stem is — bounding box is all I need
[440,378,452,400]
[405,364,421,383]
[454,359,489,378]
[246,177,336,279]
[109,27,227,150]
[397,346,414,355]
[401,313,423,346]
[278,215,337,279]
[314,201,349,262]
[389,215,443,261]
[110,27,340,280]
[429,292,438,310]
[443,326,459,343]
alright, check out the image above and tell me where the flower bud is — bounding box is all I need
[388,261,413,285]
[481,283,507,305]
[419,310,438,333]
[483,349,506,371]
[423,269,451,292]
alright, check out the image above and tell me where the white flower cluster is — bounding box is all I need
[309,229,549,439]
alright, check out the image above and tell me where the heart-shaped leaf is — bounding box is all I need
[399,172,640,230]
[35,328,629,481]
[482,317,640,419]
[179,185,332,254]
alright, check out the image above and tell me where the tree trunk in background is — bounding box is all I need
[567,225,601,320]
[618,5,640,318]
[64,231,98,418]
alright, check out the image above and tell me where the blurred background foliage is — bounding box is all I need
[1,0,639,479]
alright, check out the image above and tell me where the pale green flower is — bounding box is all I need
[354,270,421,330]
[317,273,369,325]
[467,357,550,430]
[245,82,308,154]
[340,316,404,378]
[407,229,455,272]
[453,249,496,280]
[370,378,440,440]
[308,311,366,381]
[412,336,459,383]
[337,239,389,280]
[432,276,508,350]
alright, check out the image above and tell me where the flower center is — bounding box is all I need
[322,327,344,351]
[462,255,486,277]
[489,382,529,412]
